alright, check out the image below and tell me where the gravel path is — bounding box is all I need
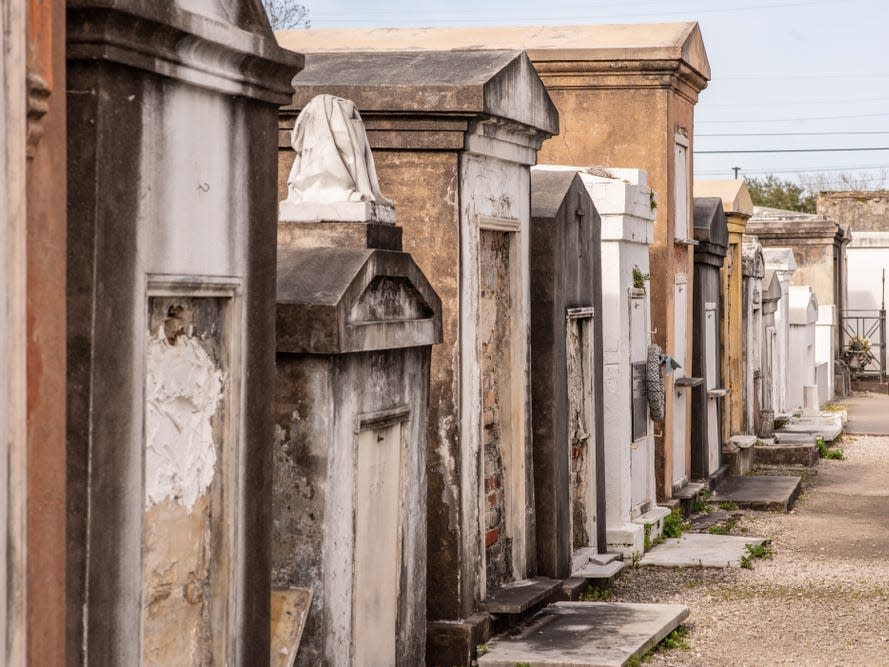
[610,433,889,666]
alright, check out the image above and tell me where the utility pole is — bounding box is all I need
[732,166,741,179]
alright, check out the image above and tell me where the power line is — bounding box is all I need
[698,112,889,124]
[695,165,889,176]
[698,131,889,138]
[697,147,889,155]
[702,97,889,108]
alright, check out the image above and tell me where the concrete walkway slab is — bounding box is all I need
[639,533,768,568]
[477,602,688,667]
[710,474,801,511]
[776,414,843,442]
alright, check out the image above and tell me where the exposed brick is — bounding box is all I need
[485,527,500,548]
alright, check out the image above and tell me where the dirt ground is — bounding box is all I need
[610,431,889,666]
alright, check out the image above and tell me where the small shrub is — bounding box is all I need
[816,436,845,460]
[662,508,687,538]
[740,541,773,569]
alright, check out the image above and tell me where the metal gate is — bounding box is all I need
[840,309,887,381]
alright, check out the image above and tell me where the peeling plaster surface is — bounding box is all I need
[145,331,225,512]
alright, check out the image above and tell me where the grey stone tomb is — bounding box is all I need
[691,197,729,482]
[529,168,605,579]
[742,237,766,435]
[272,95,442,666]
[65,2,302,663]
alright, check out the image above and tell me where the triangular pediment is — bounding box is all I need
[348,276,434,324]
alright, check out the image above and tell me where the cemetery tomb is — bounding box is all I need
[272,95,442,666]
[537,166,665,558]
[742,237,765,435]
[694,180,754,444]
[65,2,301,662]
[762,248,798,417]
[529,168,605,578]
[691,197,729,482]
[788,286,820,411]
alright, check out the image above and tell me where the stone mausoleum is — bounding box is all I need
[65,1,302,663]
[272,95,442,666]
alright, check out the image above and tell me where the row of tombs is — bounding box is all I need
[266,30,851,666]
[32,6,852,666]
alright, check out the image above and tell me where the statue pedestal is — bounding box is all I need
[279,199,395,224]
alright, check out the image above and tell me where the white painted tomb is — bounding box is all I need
[762,248,798,417]
[788,286,819,411]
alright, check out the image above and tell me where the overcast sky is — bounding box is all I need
[299,0,889,188]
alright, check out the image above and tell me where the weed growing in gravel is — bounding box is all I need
[708,516,739,535]
[717,501,739,511]
[578,585,612,601]
[476,643,491,655]
[816,436,845,460]
[821,403,847,413]
[629,625,691,664]
[739,541,774,569]
[693,498,715,514]
[662,508,687,538]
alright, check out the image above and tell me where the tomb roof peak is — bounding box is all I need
[289,49,559,136]
[694,179,753,217]
[531,169,590,220]
[693,197,729,252]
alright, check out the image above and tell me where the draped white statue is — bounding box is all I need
[279,94,395,223]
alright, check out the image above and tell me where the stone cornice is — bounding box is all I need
[533,59,708,104]
[67,1,303,105]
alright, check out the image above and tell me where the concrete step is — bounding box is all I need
[639,533,770,568]
[477,602,689,667]
[479,577,563,616]
[711,474,802,512]
[672,481,707,517]
[754,440,818,467]
[572,560,625,589]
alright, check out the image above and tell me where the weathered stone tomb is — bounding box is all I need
[272,95,442,666]
[691,197,729,483]
[528,168,605,579]
[65,1,302,663]
[742,237,765,435]
[281,49,558,664]
[760,271,783,436]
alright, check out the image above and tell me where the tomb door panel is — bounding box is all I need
[353,419,405,667]
[478,228,525,589]
[705,306,720,475]
[142,289,237,665]
[629,292,651,514]
[672,280,689,490]
[566,310,596,568]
